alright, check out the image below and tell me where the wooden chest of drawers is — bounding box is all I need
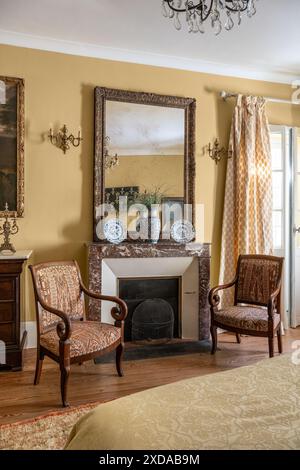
[0,251,32,371]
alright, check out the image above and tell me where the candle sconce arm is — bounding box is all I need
[48,125,83,154]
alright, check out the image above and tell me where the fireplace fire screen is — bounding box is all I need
[132,298,174,342]
[118,277,180,342]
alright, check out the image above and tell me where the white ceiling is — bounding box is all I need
[0,0,299,84]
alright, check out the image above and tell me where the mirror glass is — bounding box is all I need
[104,100,185,215]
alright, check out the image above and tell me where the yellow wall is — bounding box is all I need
[0,44,299,323]
[106,155,184,196]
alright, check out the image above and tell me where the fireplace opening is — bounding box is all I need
[132,299,174,341]
[118,277,180,342]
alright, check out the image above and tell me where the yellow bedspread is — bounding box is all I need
[66,354,300,450]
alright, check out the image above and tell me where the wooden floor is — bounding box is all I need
[0,329,299,425]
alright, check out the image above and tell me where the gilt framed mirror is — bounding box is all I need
[0,76,24,217]
[93,87,196,242]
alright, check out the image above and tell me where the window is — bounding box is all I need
[269,126,300,327]
[295,132,300,248]
[270,129,285,250]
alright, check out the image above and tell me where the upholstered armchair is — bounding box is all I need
[29,260,128,407]
[209,255,284,358]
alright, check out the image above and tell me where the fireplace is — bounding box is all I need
[118,277,180,342]
[86,242,211,341]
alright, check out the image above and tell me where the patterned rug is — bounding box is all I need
[0,402,101,450]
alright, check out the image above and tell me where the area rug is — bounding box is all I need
[0,402,101,450]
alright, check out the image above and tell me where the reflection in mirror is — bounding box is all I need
[104,101,185,238]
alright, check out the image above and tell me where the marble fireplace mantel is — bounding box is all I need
[86,242,211,340]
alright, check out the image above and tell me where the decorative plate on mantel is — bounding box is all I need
[103,219,126,244]
[171,220,195,244]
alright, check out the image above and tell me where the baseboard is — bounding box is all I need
[22,321,37,349]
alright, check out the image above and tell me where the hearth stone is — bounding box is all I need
[94,340,211,363]
[132,298,174,342]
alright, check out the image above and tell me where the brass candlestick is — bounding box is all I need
[0,203,19,254]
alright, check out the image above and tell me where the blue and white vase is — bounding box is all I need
[149,214,161,244]
[137,209,161,243]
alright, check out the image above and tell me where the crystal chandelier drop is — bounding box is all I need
[104,136,119,171]
[161,0,258,35]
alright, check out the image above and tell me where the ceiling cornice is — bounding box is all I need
[0,29,298,85]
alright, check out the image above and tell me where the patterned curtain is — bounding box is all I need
[219,95,273,306]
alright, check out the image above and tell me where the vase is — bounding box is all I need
[149,215,161,244]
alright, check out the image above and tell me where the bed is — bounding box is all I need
[66,354,300,450]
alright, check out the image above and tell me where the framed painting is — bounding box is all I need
[105,186,139,209]
[0,76,24,217]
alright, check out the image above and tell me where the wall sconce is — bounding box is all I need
[48,124,83,154]
[206,139,231,164]
[104,136,119,170]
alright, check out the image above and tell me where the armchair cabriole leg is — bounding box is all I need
[34,349,44,385]
[277,326,283,354]
[115,319,125,377]
[268,335,274,358]
[59,341,70,407]
[116,342,124,377]
[236,333,241,344]
[210,325,217,355]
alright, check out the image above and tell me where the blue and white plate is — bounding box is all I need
[103,219,126,244]
[171,220,195,243]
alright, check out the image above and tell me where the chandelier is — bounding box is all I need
[104,136,119,171]
[161,0,258,35]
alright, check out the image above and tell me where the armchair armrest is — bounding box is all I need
[267,285,281,319]
[209,277,237,308]
[38,297,71,342]
[80,283,128,322]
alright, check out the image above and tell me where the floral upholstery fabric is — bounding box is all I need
[236,257,281,306]
[40,321,121,358]
[34,264,85,333]
[214,306,280,332]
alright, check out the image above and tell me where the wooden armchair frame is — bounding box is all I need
[29,260,128,407]
[209,254,284,358]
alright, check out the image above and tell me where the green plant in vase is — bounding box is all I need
[136,187,164,211]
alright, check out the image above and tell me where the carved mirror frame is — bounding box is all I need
[93,86,196,242]
[0,76,24,218]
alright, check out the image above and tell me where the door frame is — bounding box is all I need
[269,125,292,328]
[291,127,300,327]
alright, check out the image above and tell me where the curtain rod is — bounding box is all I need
[220,90,298,106]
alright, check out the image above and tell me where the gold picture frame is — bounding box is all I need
[0,76,25,217]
